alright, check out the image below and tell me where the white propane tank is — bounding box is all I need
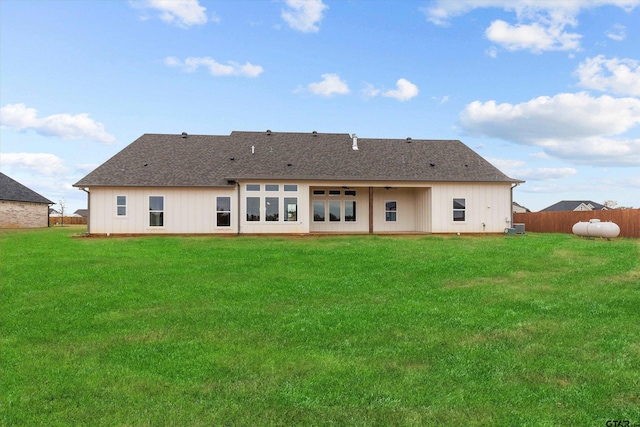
[572,219,620,238]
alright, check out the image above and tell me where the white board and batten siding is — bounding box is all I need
[88,187,237,234]
[87,181,513,234]
[430,183,512,233]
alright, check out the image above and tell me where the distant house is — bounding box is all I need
[74,131,524,235]
[73,209,88,218]
[540,200,607,212]
[512,201,530,213]
[0,172,53,228]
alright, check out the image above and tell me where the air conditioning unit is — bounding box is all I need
[514,223,525,234]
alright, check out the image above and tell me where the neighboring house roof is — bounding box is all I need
[513,201,530,212]
[74,209,88,217]
[0,172,53,204]
[540,200,607,212]
[74,131,523,187]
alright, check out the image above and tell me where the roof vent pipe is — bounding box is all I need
[352,134,359,151]
[181,132,188,138]
[251,145,255,154]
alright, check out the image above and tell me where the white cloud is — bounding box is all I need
[361,83,382,98]
[459,92,640,166]
[515,167,578,180]
[575,56,640,97]
[606,23,626,41]
[432,95,450,104]
[485,20,581,52]
[0,103,117,144]
[164,56,263,77]
[489,157,577,180]
[529,151,550,159]
[0,152,67,176]
[281,0,328,33]
[305,73,350,97]
[132,0,208,28]
[382,79,419,101]
[422,0,640,53]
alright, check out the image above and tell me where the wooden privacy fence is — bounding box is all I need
[49,216,87,226]
[513,210,640,238]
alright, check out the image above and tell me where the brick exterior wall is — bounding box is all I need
[0,200,50,228]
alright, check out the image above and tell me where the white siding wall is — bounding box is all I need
[414,188,432,233]
[87,181,512,234]
[372,188,419,232]
[88,187,237,234]
[430,183,512,233]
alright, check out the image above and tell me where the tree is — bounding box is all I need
[602,200,618,209]
[57,199,67,226]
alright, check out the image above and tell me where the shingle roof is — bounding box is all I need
[540,200,607,212]
[0,173,53,204]
[74,131,523,187]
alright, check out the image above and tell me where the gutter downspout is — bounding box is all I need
[510,183,519,228]
[81,188,90,234]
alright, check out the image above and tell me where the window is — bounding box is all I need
[216,197,231,227]
[313,190,325,196]
[149,196,164,227]
[385,201,397,222]
[345,201,356,222]
[345,190,356,197]
[329,201,341,221]
[116,196,126,216]
[329,190,341,196]
[453,198,466,222]
[313,201,325,221]
[265,184,279,192]
[285,197,297,221]
[246,184,260,191]
[284,184,298,192]
[265,197,279,221]
[246,197,260,221]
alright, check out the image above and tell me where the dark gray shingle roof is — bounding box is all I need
[74,131,523,187]
[540,200,607,212]
[0,172,53,204]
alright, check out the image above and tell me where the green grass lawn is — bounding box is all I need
[1,227,639,426]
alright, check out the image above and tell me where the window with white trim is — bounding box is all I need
[116,196,126,216]
[329,201,341,221]
[385,201,397,222]
[345,201,356,222]
[313,201,325,221]
[285,197,297,221]
[265,197,279,221]
[246,197,260,221]
[149,196,164,227]
[312,188,358,222]
[244,184,300,223]
[453,198,466,222]
[216,197,231,227]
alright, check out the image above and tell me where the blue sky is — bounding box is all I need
[1,0,639,213]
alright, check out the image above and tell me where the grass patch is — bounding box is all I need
[1,228,639,426]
